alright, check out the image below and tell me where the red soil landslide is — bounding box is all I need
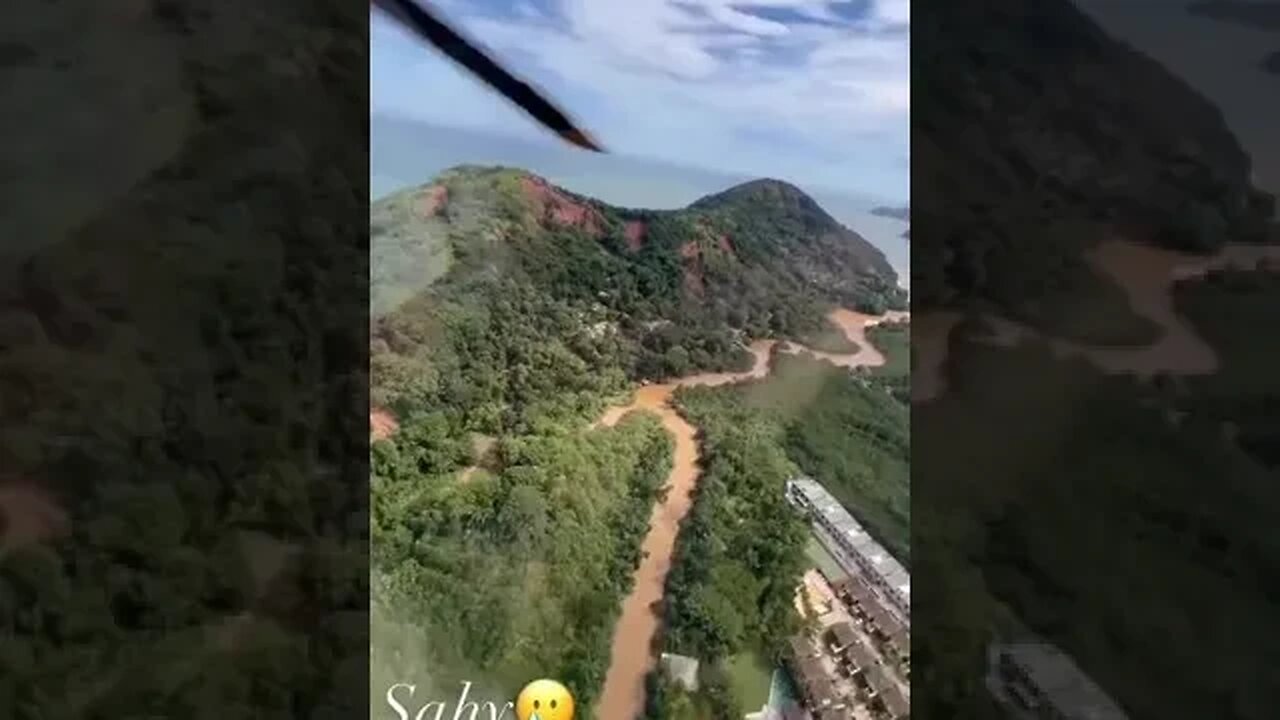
[520,176,605,236]
[370,408,398,441]
[677,240,706,295]
[419,185,448,218]
[623,220,647,251]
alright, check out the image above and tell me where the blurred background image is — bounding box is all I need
[369,2,912,719]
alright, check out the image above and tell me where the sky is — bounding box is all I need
[371,0,910,204]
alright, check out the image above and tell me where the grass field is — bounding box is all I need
[804,533,847,582]
[866,321,910,377]
[914,326,1280,720]
[726,651,774,712]
[733,353,910,562]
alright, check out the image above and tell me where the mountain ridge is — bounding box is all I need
[372,164,902,319]
[370,164,907,419]
[913,0,1276,333]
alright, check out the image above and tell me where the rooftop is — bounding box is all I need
[790,657,840,708]
[660,653,700,692]
[888,627,910,650]
[866,603,904,638]
[790,635,817,659]
[843,639,878,670]
[865,664,894,695]
[789,477,910,610]
[828,622,859,649]
[844,578,875,604]
[879,685,911,718]
[997,642,1130,720]
[794,656,826,686]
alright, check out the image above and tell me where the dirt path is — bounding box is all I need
[913,240,1280,403]
[593,308,907,720]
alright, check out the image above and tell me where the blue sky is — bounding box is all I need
[371,0,910,203]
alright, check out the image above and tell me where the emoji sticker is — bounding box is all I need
[514,679,574,720]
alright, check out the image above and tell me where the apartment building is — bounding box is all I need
[986,641,1129,720]
[786,477,910,622]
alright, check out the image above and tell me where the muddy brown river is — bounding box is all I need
[912,239,1280,403]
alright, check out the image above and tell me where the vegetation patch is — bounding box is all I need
[914,334,1280,720]
[726,651,774,712]
[372,412,672,718]
[651,352,910,718]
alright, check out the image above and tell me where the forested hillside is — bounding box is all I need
[369,166,904,716]
[914,0,1276,340]
[656,386,808,720]
[371,411,672,716]
[865,320,910,403]
[371,166,904,400]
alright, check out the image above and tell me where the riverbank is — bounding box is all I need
[593,308,908,720]
[912,239,1280,405]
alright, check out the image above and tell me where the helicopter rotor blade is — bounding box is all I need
[372,0,605,153]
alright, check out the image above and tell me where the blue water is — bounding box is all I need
[767,667,798,710]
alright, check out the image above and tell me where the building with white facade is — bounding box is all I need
[985,641,1129,720]
[786,477,910,622]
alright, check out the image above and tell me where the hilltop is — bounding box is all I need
[370,166,905,417]
[372,166,902,317]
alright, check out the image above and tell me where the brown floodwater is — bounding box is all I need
[369,408,398,441]
[910,311,963,404]
[913,239,1280,404]
[979,240,1280,378]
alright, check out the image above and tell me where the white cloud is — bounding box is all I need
[372,0,910,200]
[872,0,909,25]
[513,1,543,20]
[724,0,842,23]
[703,4,792,36]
